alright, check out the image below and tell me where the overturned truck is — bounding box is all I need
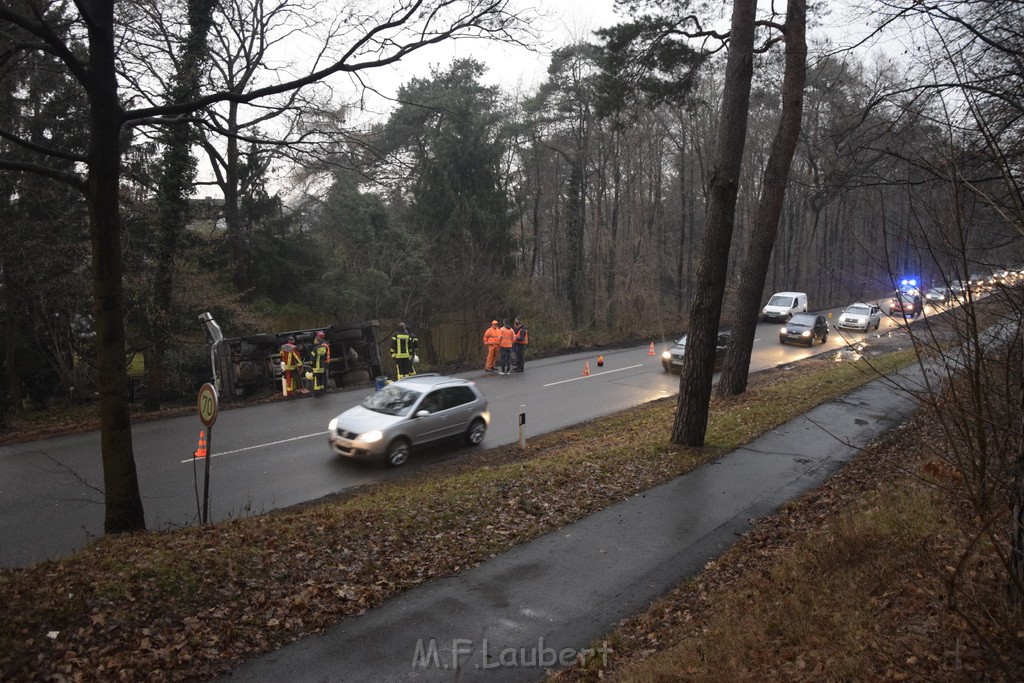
[199,313,384,398]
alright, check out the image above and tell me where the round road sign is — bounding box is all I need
[198,383,218,427]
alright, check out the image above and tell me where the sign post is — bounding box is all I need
[518,407,526,449]
[197,383,218,524]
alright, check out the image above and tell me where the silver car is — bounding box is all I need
[836,302,881,332]
[328,374,490,467]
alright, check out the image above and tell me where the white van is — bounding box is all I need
[761,291,808,323]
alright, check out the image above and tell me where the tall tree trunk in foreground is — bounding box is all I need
[718,0,807,397]
[671,0,757,447]
[86,0,146,531]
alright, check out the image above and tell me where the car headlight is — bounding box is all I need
[662,351,671,360]
[801,330,811,337]
[781,328,789,334]
[328,418,338,431]
[360,429,383,444]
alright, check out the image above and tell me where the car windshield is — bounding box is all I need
[845,305,870,315]
[674,335,688,346]
[768,295,794,307]
[360,385,421,416]
[788,314,815,326]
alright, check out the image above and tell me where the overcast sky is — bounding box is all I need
[350,0,623,117]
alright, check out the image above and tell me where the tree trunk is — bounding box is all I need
[86,0,145,532]
[3,266,22,415]
[718,0,807,397]
[672,0,758,447]
[225,102,245,291]
[1012,334,1024,605]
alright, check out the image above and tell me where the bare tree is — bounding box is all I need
[718,0,807,396]
[672,0,758,447]
[0,0,530,533]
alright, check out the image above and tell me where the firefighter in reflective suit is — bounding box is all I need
[390,322,418,380]
[310,331,330,396]
[279,336,303,397]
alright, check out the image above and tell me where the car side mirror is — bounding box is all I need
[415,409,431,418]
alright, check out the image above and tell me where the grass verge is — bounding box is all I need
[1,348,918,681]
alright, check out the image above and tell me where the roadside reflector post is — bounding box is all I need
[518,408,526,449]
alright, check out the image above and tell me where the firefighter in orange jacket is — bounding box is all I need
[310,331,330,396]
[279,336,302,397]
[483,319,502,372]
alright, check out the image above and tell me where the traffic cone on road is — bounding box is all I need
[597,355,604,367]
[194,430,207,459]
[648,342,655,356]
[582,361,591,376]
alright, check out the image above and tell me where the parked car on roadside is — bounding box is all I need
[779,313,829,346]
[761,291,808,323]
[662,332,731,373]
[327,374,489,467]
[890,291,923,317]
[836,303,881,332]
[924,287,951,304]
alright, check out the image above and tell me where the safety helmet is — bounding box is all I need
[287,336,295,343]
[315,331,326,339]
[491,320,499,325]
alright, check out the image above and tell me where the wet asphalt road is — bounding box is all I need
[0,302,923,567]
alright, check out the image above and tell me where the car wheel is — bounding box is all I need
[465,418,487,446]
[385,438,410,467]
[821,332,828,344]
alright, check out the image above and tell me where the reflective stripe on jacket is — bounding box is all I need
[280,343,301,369]
[311,342,330,371]
[391,332,416,359]
[513,325,528,346]
[483,325,502,346]
[499,327,514,348]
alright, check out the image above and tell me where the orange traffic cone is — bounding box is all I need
[583,361,591,376]
[597,355,604,367]
[648,342,655,356]
[194,430,207,459]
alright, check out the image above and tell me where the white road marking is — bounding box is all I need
[180,431,323,463]
[543,364,644,387]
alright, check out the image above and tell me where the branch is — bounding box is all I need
[0,3,91,87]
[123,0,524,121]
[0,158,86,192]
[0,129,88,164]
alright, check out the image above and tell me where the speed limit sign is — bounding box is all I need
[198,383,219,427]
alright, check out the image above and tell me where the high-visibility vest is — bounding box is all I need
[391,332,416,359]
[483,325,502,346]
[514,325,529,346]
[311,341,330,372]
[499,327,514,348]
[280,342,301,369]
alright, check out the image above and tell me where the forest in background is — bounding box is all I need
[1,0,1019,414]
